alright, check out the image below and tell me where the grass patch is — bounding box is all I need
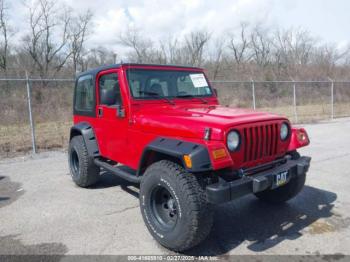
[1,102,349,157]
[0,121,71,157]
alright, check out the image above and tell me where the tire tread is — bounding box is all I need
[69,136,100,187]
[141,160,213,251]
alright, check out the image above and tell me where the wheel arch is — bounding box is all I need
[69,122,100,157]
[137,138,212,176]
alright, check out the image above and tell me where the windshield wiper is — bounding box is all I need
[139,91,175,105]
[176,94,208,104]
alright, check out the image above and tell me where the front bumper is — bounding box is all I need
[206,156,311,204]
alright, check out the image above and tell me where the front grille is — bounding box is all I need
[243,123,279,163]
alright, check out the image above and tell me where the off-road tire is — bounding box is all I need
[68,136,100,187]
[254,173,306,203]
[139,160,213,252]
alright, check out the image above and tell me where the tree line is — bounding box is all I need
[1,0,350,80]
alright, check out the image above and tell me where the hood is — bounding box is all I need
[132,104,287,140]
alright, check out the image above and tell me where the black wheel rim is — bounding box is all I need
[150,185,178,230]
[70,149,79,174]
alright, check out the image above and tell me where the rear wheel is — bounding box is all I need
[68,136,100,187]
[140,160,213,252]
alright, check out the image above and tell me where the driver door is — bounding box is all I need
[95,70,128,164]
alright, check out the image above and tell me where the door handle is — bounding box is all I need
[98,107,103,117]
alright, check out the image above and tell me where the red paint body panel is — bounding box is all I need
[73,64,310,172]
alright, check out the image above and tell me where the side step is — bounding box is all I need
[94,158,141,184]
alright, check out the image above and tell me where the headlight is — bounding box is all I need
[280,123,289,140]
[227,130,240,151]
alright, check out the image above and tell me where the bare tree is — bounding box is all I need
[272,28,318,77]
[184,30,211,66]
[22,0,72,77]
[0,3,348,82]
[227,23,251,65]
[82,46,116,69]
[342,44,350,66]
[68,10,93,73]
[209,37,225,79]
[119,27,153,63]
[0,0,10,70]
[273,29,294,77]
[250,26,272,67]
[159,37,180,64]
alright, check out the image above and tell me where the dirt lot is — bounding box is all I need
[0,118,350,257]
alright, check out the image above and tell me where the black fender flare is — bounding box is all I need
[137,137,212,175]
[69,122,100,157]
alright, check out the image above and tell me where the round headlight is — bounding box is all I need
[227,131,240,151]
[280,123,289,140]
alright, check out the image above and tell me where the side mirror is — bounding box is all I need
[100,89,117,106]
[213,88,218,97]
[116,104,125,118]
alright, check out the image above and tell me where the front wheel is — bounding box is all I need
[139,160,213,252]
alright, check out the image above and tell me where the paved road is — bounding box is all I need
[0,118,350,256]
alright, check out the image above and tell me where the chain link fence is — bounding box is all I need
[1,77,74,157]
[1,77,350,157]
[212,80,350,123]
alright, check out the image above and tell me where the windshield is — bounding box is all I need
[126,69,213,99]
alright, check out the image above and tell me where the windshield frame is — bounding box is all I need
[125,68,215,101]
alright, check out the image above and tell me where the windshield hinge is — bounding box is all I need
[204,128,211,140]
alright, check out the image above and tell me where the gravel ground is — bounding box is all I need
[0,118,350,257]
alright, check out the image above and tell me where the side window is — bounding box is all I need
[75,75,94,112]
[99,73,122,106]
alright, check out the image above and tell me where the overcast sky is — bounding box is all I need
[9,0,350,57]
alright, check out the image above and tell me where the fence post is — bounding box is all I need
[292,79,298,123]
[26,71,37,154]
[251,79,256,110]
[328,77,334,120]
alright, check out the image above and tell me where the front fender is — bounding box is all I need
[138,138,212,175]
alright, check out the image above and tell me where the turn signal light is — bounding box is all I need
[297,130,308,143]
[183,155,193,169]
[212,148,227,160]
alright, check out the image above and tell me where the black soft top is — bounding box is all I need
[76,63,202,79]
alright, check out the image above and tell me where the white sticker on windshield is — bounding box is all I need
[190,73,208,88]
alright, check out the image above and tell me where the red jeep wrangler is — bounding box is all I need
[68,63,311,251]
